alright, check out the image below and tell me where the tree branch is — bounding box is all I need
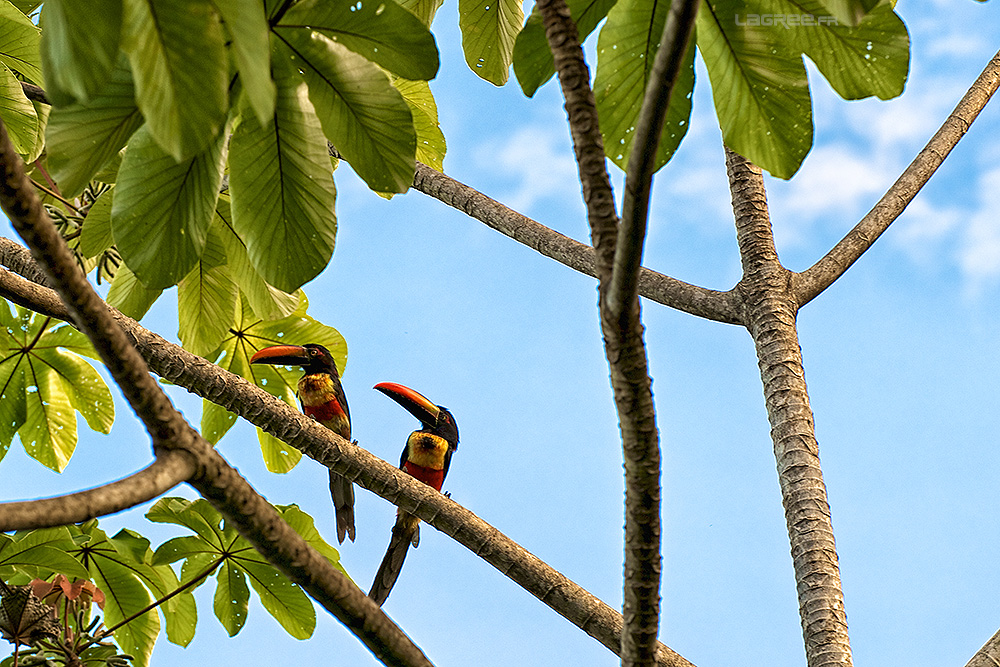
[0,119,434,667]
[534,0,670,664]
[727,146,852,667]
[966,627,1000,667]
[794,49,1000,307]
[0,453,193,530]
[0,247,697,667]
[611,0,699,318]
[410,163,741,324]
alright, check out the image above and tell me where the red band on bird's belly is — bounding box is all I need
[403,461,445,491]
[304,400,346,424]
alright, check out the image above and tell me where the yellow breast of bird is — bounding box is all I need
[406,432,450,470]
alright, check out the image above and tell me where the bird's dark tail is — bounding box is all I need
[329,471,356,543]
[368,512,420,606]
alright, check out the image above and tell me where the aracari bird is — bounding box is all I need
[250,344,356,543]
[368,382,458,605]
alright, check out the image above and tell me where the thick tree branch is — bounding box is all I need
[794,49,1000,307]
[411,163,741,324]
[727,147,852,667]
[0,453,193,530]
[0,120,433,667]
[0,250,697,667]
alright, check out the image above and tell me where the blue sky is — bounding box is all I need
[4,1,1000,666]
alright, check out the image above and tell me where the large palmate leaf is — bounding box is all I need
[45,56,143,198]
[696,0,907,177]
[201,294,346,473]
[120,0,228,161]
[458,0,523,85]
[177,225,239,357]
[396,0,444,27]
[0,304,114,471]
[273,31,416,193]
[149,498,344,638]
[279,0,439,81]
[228,53,338,293]
[512,0,617,97]
[594,0,695,171]
[111,122,228,289]
[39,0,122,106]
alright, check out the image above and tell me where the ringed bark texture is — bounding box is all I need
[726,148,852,667]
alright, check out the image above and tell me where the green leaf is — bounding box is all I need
[214,561,249,636]
[214,197,299,321]
[392,77,446,171]
[276,31,416,193]
[106,263,163,320]
[45,56,143,198]
[177,226,238,356]
[257,426,302,473]
[279,0,439,81]
[0,0,42,82]
[146,497,227,545]
[277,505,347,577]
[80,187,115,258]
[201,398,237,445]
[19,355,77,471]
[0,527,91,580]
[228,57,338,293]
[594,0,695,171]
[782,0,908,100]
[121,0,228,160]
[152,536,215,566]
[33,348,114,434]
[0,309,115,471]
[458,0,523,85]
[39,0,122,105]
[0,345,27,458]
[512,0,617,97]
[212,0,276,124]
[395,0,444,27]
[815,0,879,27]
[71,525,159,667]
[0,64,39,157]
[696,0,812,179]
[112,122,228,289]
[237,556,315,639]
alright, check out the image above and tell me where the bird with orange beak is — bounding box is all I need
[250,344,356,543]
[368,382,459,605]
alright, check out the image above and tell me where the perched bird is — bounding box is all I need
[368,382,459,606]
[250,344,356,543]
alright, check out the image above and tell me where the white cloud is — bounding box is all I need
[476,125,581,214]
[957,168,1000,293]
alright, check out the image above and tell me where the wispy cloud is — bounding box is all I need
[474,125,581,215]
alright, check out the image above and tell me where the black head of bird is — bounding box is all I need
[373,381,458,452]
[249,343,340,378]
